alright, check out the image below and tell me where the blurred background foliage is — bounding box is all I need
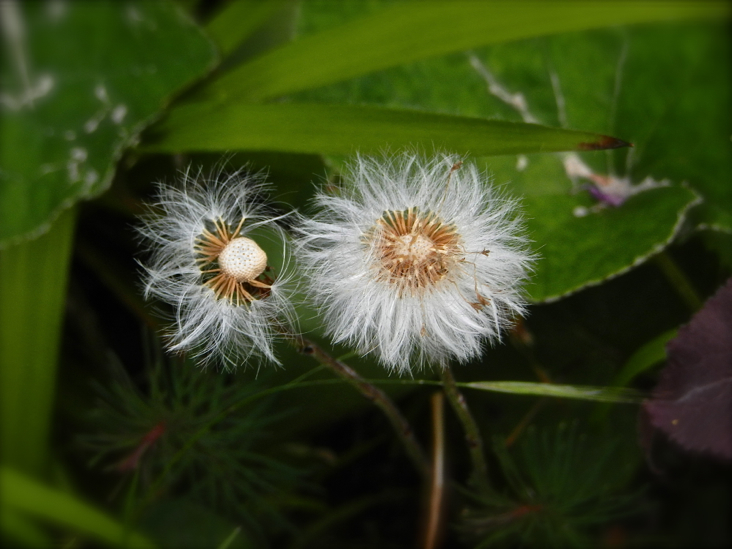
[0,1,730,547]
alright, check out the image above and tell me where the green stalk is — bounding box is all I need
[440,367,489,491]
[653,250,703,312]
[0,207,76,475]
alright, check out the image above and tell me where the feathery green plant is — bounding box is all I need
[81,354,310,541]
[461,421,642,548]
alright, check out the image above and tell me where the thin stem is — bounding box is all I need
[653,250,703,312]
[504,398,547,448]
[423,392,446,549]
[440,367,490,491]
[288,332,430,478]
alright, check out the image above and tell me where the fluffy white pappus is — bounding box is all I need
[137,165,295,369]
[297,153,534,374]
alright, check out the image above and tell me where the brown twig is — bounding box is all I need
[423,392,446,549]
[288,332,430,478]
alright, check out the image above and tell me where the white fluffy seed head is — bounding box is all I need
[218,237,268,282]
[296,152,535,373]
[137,165,296,369]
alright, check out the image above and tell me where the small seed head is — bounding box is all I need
[218,237,268,282]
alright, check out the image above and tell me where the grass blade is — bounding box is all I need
[463,381,643,404]
[205,0,285,57]
[0,467,157,548]
[144,102,629,155]
[0,208,76,475]
[194,1,730,102]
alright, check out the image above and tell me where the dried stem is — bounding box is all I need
[423,392,446,549]
[288,332,430,478]
[440,367,490,491]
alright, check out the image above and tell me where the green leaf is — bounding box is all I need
[138,499,255,549]
[144,102,628,155]
[0,0,216,246]
[462,381,643,404]
[590,328,676,422]
[616,24,732,232]
[0,208,75,474]
[0,467,157,548]
[1,507,51,548]
[204,0,285,57]
[191,1,729,103]
[612,329,677,388]
[284,17,727,299]
[523,186,700,302]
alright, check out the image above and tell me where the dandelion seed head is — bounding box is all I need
[297,152,534,373]
[138,164,295,369]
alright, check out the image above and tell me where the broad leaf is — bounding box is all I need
[641,278,732,460]
[288,16,721,300]
[0,0,216,245]
[523,187,699,301]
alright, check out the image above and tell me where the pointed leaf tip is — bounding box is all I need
[577,135,633,151]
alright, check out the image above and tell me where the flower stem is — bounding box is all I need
[290,334,430,478]
[653,250,703,312]
[423,392,446,549]
[440,367,490,491]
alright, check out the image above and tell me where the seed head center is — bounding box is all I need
[218,237,268,282]
[370,208,462,293]
[393,233,435,265]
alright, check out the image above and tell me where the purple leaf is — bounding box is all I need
[641,277,732,460]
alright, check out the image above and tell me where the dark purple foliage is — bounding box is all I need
[641,277,732,460]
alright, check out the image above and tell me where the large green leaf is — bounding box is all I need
[189,1,728,104]
[144,102,627,156]
[523,187,699,301]
[286,15,722,300]
[615,25,732,233]
[473,23,729,298]
[0,0,216,245]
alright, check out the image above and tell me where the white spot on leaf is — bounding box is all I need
[46,0,67,21]
[71,147,87,162]
[84,169,99,188]
[111,104,127,124]
[516,155,528,171]
[94,84,109,103]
